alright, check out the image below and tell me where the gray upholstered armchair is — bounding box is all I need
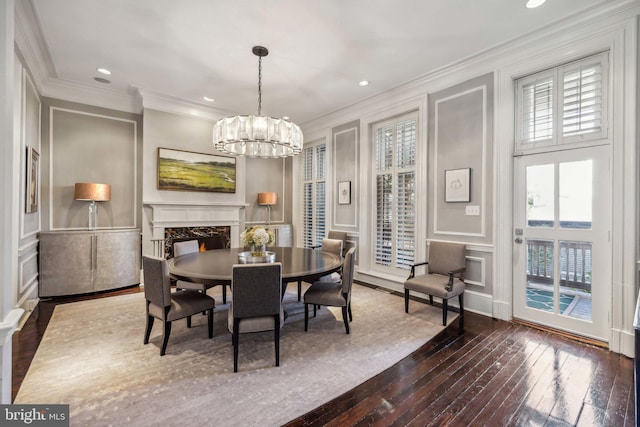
[404,241,466,326]
[303,247,356,334]
[228,262,284,372]
[142,256,215,356]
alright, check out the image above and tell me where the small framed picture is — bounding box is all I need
[26,145,39,213]
[444,168,471,203]
[338,181,351,205]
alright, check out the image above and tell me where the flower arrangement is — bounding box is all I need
[241,226,275,255]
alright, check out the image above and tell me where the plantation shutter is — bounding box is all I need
[516,52,608,151]
[395,118,416,270]
[562,61,603,138]
[521,77,554,144]
[302,143,326,249]
[373,114,417,271]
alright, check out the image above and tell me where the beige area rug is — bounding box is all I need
[15,284,451,426]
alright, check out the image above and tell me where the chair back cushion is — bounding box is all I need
[142,256,172,308]
[231,263,282,319]
[327,230,348,246]
[341,247,356,295]
[173,240,199,257]
[321,238,343,257]
[428,241,466,276]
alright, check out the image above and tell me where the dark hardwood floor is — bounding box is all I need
[13,287,635,426]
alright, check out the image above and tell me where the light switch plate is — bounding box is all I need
[465,205,480,216]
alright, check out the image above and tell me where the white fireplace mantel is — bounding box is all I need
[144,201,248,247]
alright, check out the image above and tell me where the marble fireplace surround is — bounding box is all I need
[145,202,247,251]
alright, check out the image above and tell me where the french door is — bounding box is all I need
[513,145,610,341]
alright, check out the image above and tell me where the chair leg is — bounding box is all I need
[233,319,240,372]
[186,316,192,328]
[342,306,350,334]
[160,320,172,356]
[208,308,214,338]
[274,314,280,367]
[348,303,353,321]
[404,289,410,313]
[222,284,227,304]
[144,314,154,344]
[313,305,317,317]
[459,293,464,329]
[442,299,448,326]
[429,295,434,305]
[297,281,302,302]
[304,304,309,331]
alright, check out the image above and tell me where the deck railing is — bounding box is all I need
[526,239,592,293]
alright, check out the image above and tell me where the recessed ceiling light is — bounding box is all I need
[94,77,111,84]
[525,0,546,8]
[96,68,111,75]
[203,96,215,102]
[358,80,370,87]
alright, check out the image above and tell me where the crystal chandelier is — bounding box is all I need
[213,46,303,158]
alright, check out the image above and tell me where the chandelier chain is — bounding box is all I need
[257,56,262,116]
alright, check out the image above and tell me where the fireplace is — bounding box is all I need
[164,226,231,258]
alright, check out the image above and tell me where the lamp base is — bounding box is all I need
[88,201,97,230]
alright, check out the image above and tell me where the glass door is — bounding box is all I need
[513,146,610,341]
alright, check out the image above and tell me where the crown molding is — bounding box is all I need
[41,77,140,113]
[14,0,56,93]
[134,86,233,121]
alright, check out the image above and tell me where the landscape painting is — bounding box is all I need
[158,148,236,193]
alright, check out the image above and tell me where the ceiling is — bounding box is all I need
[30,0,613,124]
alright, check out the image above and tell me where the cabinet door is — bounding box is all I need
[39,233,92,297]
[93,231,140,291]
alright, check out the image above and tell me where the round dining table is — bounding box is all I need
[167,247,342,297]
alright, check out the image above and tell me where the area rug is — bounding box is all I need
[15,284,450,426]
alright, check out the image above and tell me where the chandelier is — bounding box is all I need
[213,46,303,158]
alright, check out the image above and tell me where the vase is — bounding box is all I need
[251,244,266,257]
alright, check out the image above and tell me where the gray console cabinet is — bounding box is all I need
[39,229,140,297]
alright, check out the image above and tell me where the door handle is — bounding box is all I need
[514,238,523,244]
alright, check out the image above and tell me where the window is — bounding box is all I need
[302,143,326,248]
[516,52,608,151]
[373,113,417,271]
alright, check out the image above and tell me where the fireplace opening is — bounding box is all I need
[164,226,231,258]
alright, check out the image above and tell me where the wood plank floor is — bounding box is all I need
[13,287,635,426]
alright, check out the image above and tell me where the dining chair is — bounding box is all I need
[327,230,348,256]
[297,237,343,301]
[173,239,228,304]
[404,241,466,326]
[228,262,284,372]
[142,255,215,356]
[303,247,356,334]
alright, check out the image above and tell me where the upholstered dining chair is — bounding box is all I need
[303,247,356,334]
[142,255,215,356]
[228,262,284,372]
[404,241,466,326]
[173,239,228,304]
[297,237,343,301]
[327,230,348,256]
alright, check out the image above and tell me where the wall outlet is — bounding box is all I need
[465,205,480,216]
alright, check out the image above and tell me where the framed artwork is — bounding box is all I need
[444,168,471,203]
[338,181,351,205]
[26,145,39,213]
[158,147,236,193]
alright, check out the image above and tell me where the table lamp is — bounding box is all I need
[257,192,277,225]
[74,183,111,230]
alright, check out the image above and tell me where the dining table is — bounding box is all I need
[167,247,343,298]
